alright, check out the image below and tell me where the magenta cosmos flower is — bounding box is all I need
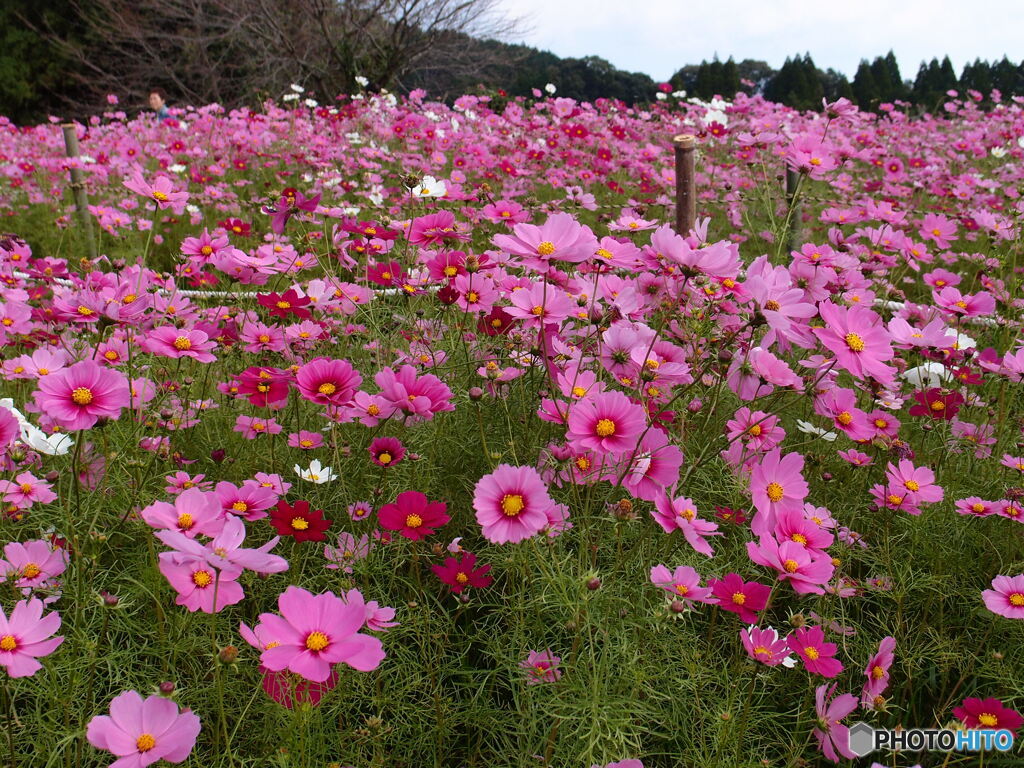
[566,390,646,455]
[378,491,449,540]
[740,625,795,668]
[32,360,130,431]
[0,598,63,677]
[862,636,896,709]
[295,358,362,406]
[707,573,770,623]
[520,649,561,684]
[252,585,385,683]
[748,449,809,538]
[492,212,598,266]
[982,574,1024,619]
[473,464,556,544]
[811,301,896,385]
[87,690,200,768]
[953,697,1024,734]
[787,625,844,678]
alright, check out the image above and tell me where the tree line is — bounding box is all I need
[2,0,1022,123]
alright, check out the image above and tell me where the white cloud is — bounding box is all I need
[506,0,1021,83]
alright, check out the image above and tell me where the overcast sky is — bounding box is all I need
[503,0,1021,82]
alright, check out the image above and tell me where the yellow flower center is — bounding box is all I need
[930,400,945,411]
[979,713,999,727]
[731,592,746,605]
[378,452,392,465]
[257,334,270,343]
[276,301,291,309]
[318,382,337,395]
[291,517,309,530]
[845,333,866,352]
[71,387,94,405]
[77,305,93,316]
[104,350,119,361]
[904,480,920,492]
[874,418,887,428]
[232,501,248,513]
[791,533,807,545]
[872,665,885,679]
[21,563,40,579]
[748,424,762,436]
[152,190,169,202]
[971,503,985,513]
[501,494,525,516]
[674,584,689,596]
[200,245,213,256]
[596,248,613,260]
[300,439,313,448]
[766,482,784,503]
[1009,593,1024,607]
[764,300,780,311]
[595,419,616,437]
[836,412,853,426]
[887,494,903,506]
[136,733,157,752]
[173,336,192,351]
[177,513,194,530]
[0,636,15,652]
[783,559,799,573]
[18,483,32,494]
[804,646,820,660]
[405,514,423,528]
[192,570,213,587]
[455,572,469,584]
[753,645,771,658]
[537,241,556,256]
[305,631,329,651]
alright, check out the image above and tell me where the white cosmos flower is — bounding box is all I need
[544,83,556,95]
[282,93,299,102]
[304,98,318,108]
[0,399,73,456]
[902,362,952,389]
[355,76,369,87]
[289,83,304,93]
[992,146,1007,158]
[295,459,337,484]
[795,420,838,442]
[411,176,446,198]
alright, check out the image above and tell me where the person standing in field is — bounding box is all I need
[148,88,171,122]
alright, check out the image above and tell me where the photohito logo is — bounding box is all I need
[847,722,1015,757]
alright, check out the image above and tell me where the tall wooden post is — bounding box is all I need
[785,167,802,253]
[61,123,98,262]
[673,134,696,236]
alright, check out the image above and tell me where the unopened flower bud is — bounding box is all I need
[158,681,176,695]
[218,645,238,664]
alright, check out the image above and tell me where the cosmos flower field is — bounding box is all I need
[0,86,1022,767]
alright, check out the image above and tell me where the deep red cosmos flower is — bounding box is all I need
[257,289,312,320]
[377,491,449,540]
[218,218,251,237]
[269,500,332,542]
[431,552,493,593]
[368,437,405,468]
[908,388,964,420]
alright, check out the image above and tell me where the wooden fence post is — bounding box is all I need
[61,123,98,262]
[673,134,696,236]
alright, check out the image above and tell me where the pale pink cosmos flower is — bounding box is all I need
[740,625,796,667]
[746,536,834,595]
[140,327,218,363]
[32,360,130,431]
[813,682,858,763]
[652,493,721,557]
[140,487,226,539]
[123,165,191,213]
[861,636,896,710]
[520,649,561,684]
[156,515,288,577]
[812,301,896,386]
[87,690,200,768]
[0,597,63,677]
[253,585,385,683]
[157,554,245,613]
[214,481,278,521]
[0,472,57,508]
[649,564,712,604]
[492,212,598,266]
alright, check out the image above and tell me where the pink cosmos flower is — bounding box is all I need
[0,472,57,508]
[813,682,858,763]
[374,365,454,421]
[32,360,130,431]
[746,536,834,595]
[492,212,598,266]
[232,414,282,439]
[861,636,896,709]
[621,429,683,502]
[707,573,770,623]
[253,585,385,683]
[123,166,190,213]
[140,327,218,363]
[87,690,200,768]
[565,390,646,455]
[215,481,278,521]
[748,449,809,538]
[287,431,324,450]
[651,493,721,557]
[368,437,405,467]
[377,491,449,540]
[473,464,556,544]
[787,625,844,677]
[520,649,561,683]
[812,301,896,385]
[295,358,362,406]
[740,625,796,667]
[982,574,1024,619]
[883,459,944,506]
[0,540,68,595]
[953,697,1024,734]
[934,287,995,318]
[140,487,226,539]
[157,553,245,613]
[156,515,288,578]
[649,565,712,604]
[323,532,372,574]
[408,210,469,247]
[0,597,63,677]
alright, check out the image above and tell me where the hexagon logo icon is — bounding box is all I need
[848,721,875,757]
